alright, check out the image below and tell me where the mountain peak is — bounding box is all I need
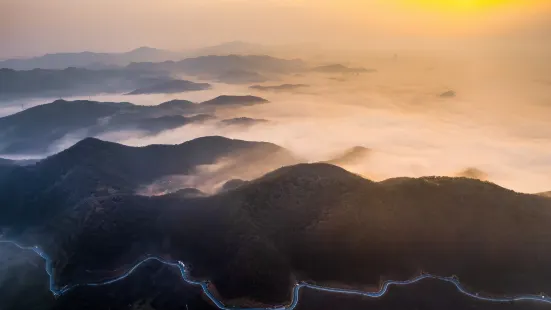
[157,99,195,107]
[259,163,366,183]
[201,95,269,106]
[69,137,114,150]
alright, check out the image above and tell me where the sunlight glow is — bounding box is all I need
[400,0,522,12]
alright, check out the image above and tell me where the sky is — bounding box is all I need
[1,0,550,58]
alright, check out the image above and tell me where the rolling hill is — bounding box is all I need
[0,136,297,229]
[201,95,269,107]
[1,55,304,100]
[0,47,181,70]
[18,163,551,306]
[0,67,174,100]
[0,99,208,154]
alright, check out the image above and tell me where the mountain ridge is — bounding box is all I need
[0,47,181,70]
[21,162,551,306]
[0,136,298,229]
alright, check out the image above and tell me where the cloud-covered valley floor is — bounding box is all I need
[1,54,550,194]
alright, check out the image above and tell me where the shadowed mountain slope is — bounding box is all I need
[0,47,180,70]
[0,67,175,100]
[28,163,551,306]
[127,55,305,77]
[0,136,297,228]
[201,95,269,107]
[1,55,303,100]
[0,99,212,155]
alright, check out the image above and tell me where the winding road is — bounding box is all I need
[1,240,551,309]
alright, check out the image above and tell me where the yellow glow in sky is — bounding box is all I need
[1,0,550,57]
[401,0,516,12]
[397,0,551,14]
[318,0,551,37]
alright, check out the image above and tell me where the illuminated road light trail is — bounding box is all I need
[2,240,551,309]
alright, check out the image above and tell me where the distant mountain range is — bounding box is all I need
[126,54,306,76]
[0,96,268,154]
[0,136,297,230]
[0,42,312,72]
[126,79,211,95]
[0,47,181,70]
[0,43,273,71]
[201,95,269,106]
[0,67,175,100]
[0,55,306,100]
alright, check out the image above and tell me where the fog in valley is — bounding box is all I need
[1,51,549,194]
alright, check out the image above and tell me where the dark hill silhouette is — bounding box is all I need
[156,99,195,109]
[201,95,269,107]
[0,97,275,154]
[0,159,17,178]
[220,179,249,192]
[0,99,211,154]
[172,188,207,198]
[26,163,551,306]
[1,55,304,99]
[0,47,180,70]
[0,158,15,166]
[126,79,211,95]
[0,67,175,100]
[0,136,296,228]
[0,99,127,154]
[126,55,305,77]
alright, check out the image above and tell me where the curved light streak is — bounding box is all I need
[1,240,550,309]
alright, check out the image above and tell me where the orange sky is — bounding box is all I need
[318,0,551,36]
[1,0,550,57]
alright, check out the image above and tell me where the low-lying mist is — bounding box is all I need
[2,53,550,193]
[136,148,299,196]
